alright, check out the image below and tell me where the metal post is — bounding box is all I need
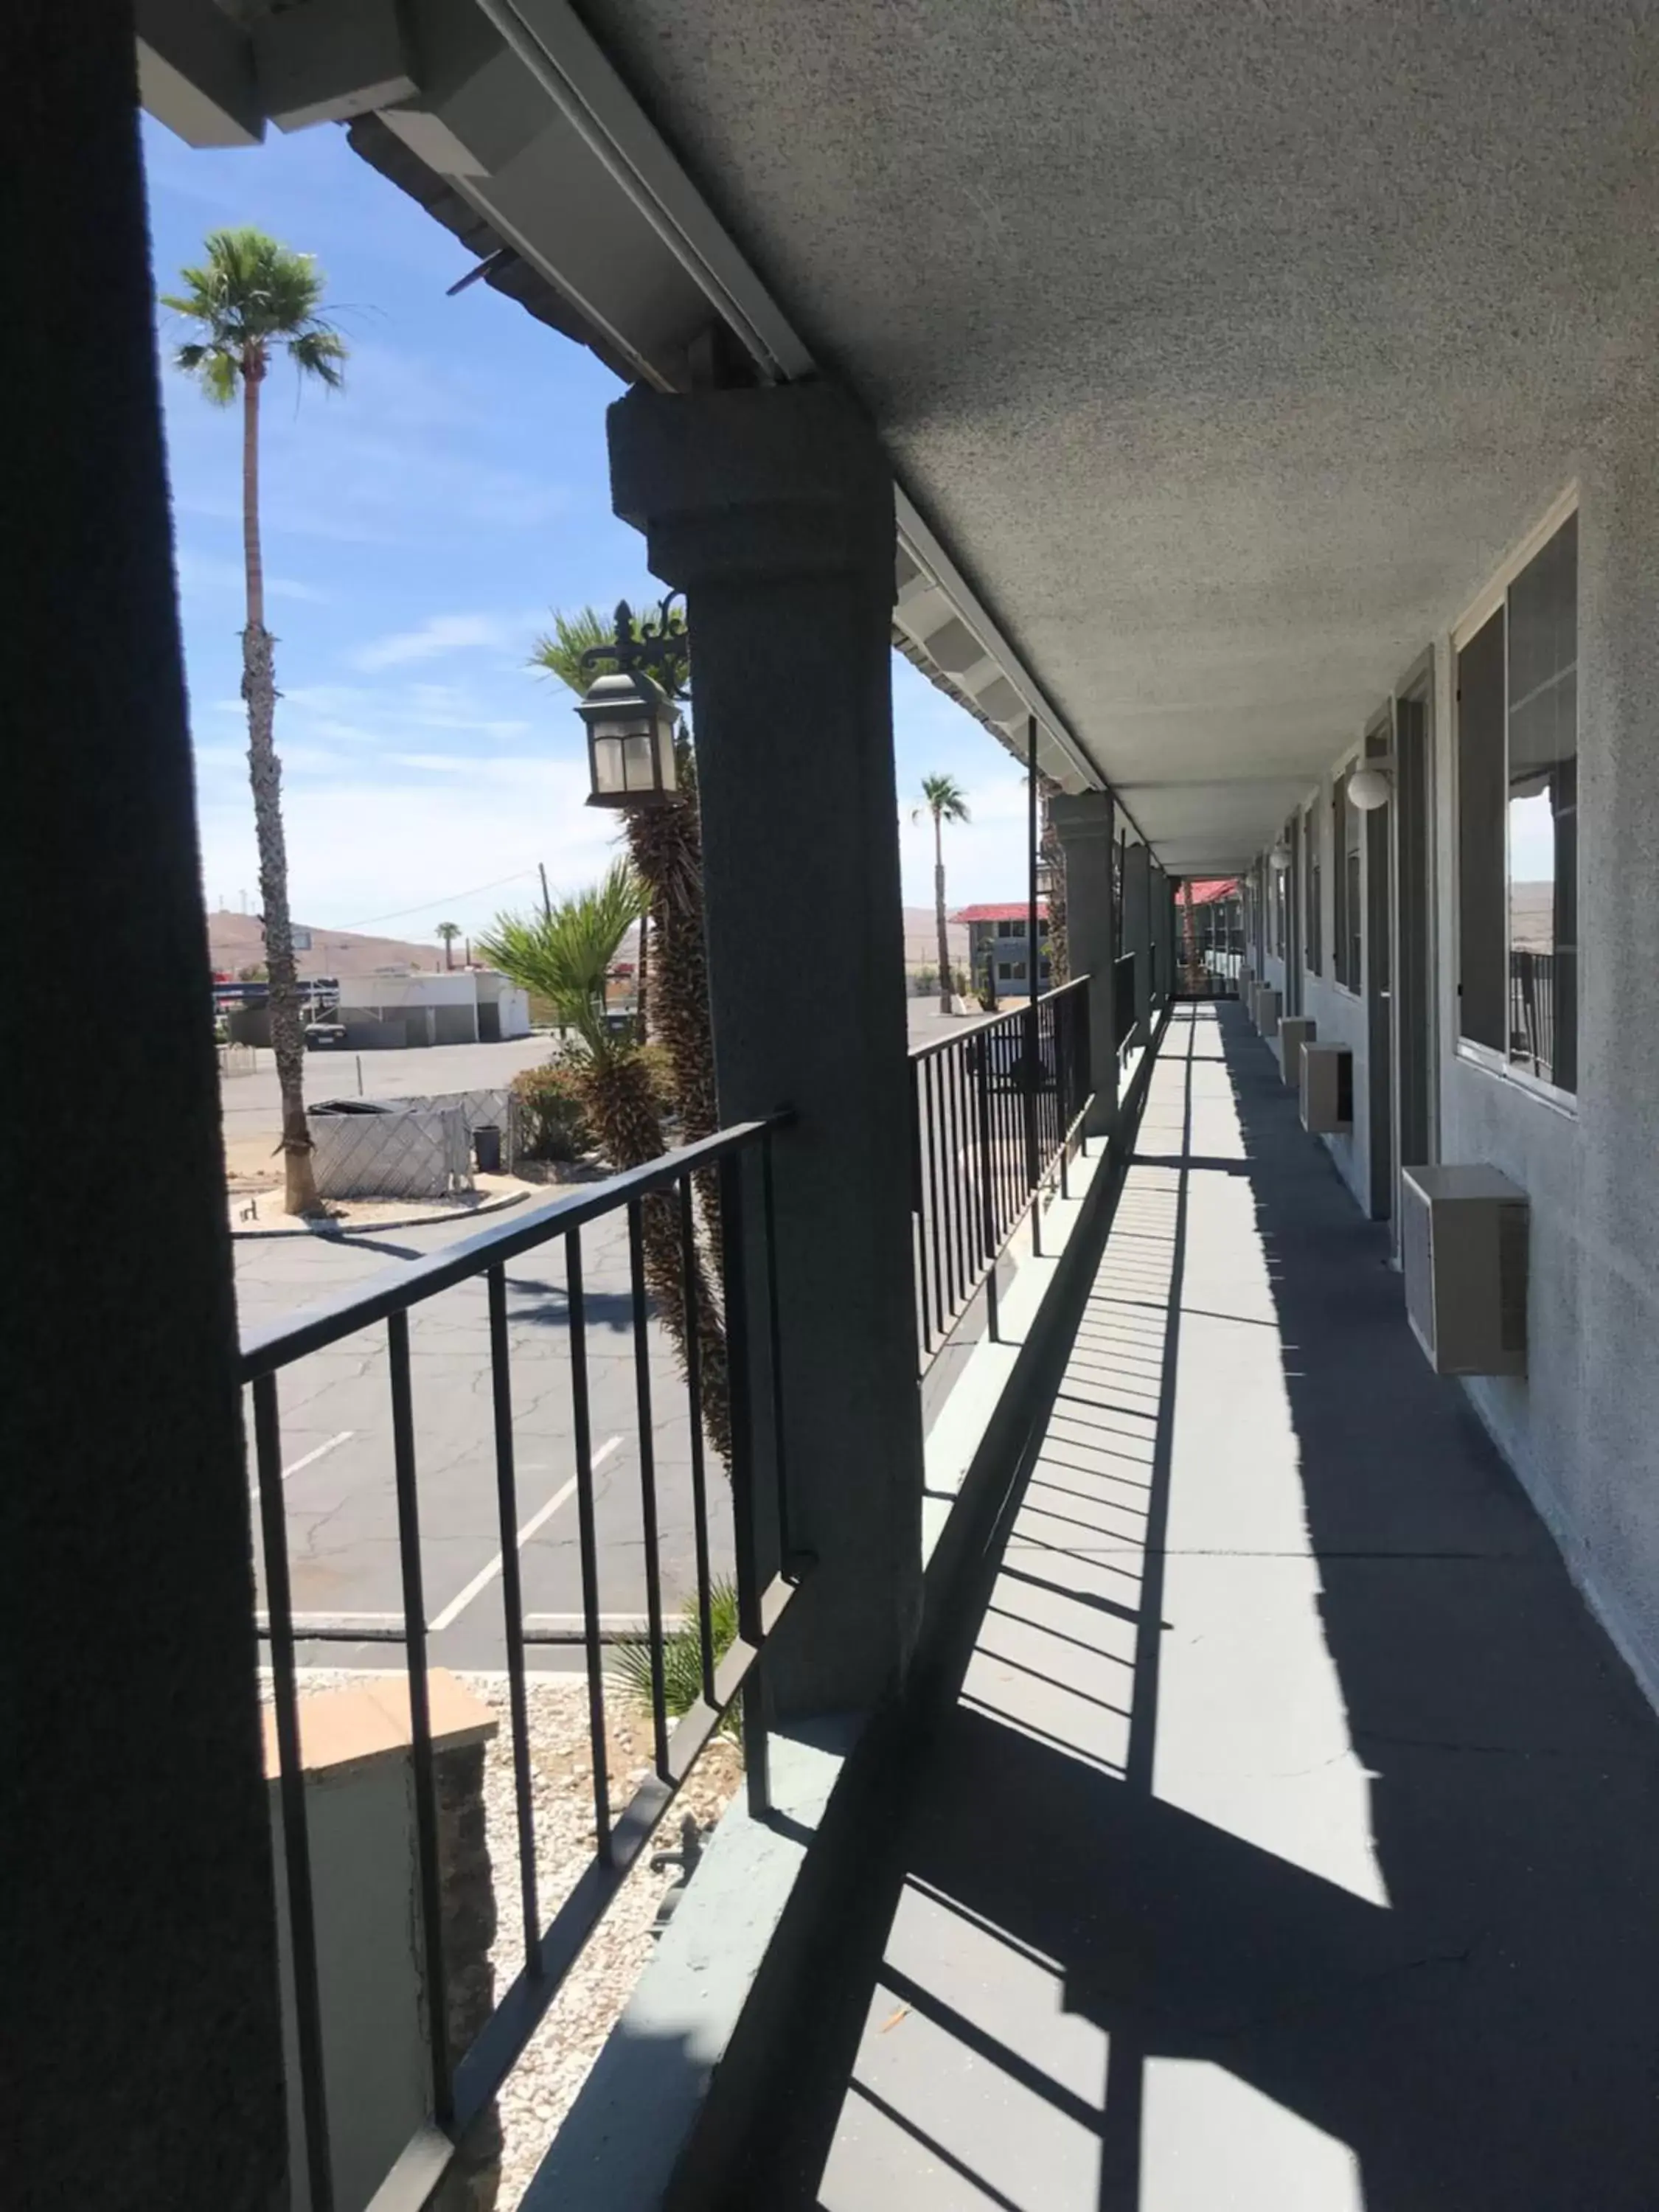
[1026,714,1042,1256]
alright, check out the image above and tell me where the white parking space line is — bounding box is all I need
[279,1429,355,1483]
[428,1433,624,1635]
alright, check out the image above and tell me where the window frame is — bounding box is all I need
[1328,758,1362,996]
[1450,487,1580,1115]
[1304,801,1322,975]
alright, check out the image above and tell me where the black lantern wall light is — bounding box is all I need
[577,596,689,810]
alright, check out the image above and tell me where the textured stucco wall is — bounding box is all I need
[1430,386,1659,1706]
[1255,383,1659,1708]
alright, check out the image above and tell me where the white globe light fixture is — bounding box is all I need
[1269,838,1292,872]
[1347,763,1392,812]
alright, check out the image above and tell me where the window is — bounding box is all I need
[1304,804,1321,973]
[1332,770,1361,989]
[996,918,1017,939]
[1457,511,1578,1091]
[1271,835,1286,958]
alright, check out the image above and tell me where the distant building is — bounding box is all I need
[954,902,1051,991]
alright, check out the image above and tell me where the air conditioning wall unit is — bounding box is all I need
[1277,1015,1316,1088]
[1300,1042,1352,1133]
[1400,1165,1528,1376]
[1253,985,1281,1039]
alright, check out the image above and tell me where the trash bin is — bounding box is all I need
[473,1124,502,1175]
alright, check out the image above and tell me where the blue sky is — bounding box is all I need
[142,115,1028,946]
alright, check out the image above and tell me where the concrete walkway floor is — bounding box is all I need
[761,1001,1659,2211]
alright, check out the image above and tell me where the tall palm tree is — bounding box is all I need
[163,229,347,1215]
[436,921,461,971]
[913,773,971,1012]
[479,866,731,1464]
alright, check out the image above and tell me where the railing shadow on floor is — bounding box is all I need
[735,1001,1659,2212]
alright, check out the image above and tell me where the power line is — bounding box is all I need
[335,868,542,931]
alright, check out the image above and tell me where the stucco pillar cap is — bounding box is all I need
[608,381,894,590]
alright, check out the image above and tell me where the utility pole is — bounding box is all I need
[538,862,552,922]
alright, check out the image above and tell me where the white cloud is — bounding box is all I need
[172,548,327,603]
[352,612,531,672]
[194,751,616,939]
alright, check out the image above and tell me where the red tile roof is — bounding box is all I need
[1181,877,1242,906]
[952,902,1049,924]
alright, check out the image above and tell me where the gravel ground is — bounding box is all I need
[267,1667,740,2208]
[462,1672,742,2206]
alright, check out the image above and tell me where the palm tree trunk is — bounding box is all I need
[1041,779,1068,987]
[625,776,723,1274]
[636,898,650,1039]
[240,358,320,1216]
[580,1052,731,1465]
[933,813,952,1013]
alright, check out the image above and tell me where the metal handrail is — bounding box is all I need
[240,1116,781,1378]
[249,1113,801,2212]
[906,971,1091,1065]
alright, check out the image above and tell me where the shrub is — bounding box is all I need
[509,1059,594,1161]
[612,1579,742,1740]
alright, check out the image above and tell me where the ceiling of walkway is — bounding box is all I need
[572,0,1659,869]
[143,0,1659,869]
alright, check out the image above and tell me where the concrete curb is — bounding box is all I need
[230,1186,530,1242]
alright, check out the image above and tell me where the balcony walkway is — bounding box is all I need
[757,1000,1659,2211]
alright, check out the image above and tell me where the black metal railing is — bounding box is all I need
[1176,919,1244,1001]
[1509,949,1557,1082]
[244,1119,804,2212]
[1113,950,1139,1061]
[909,975,1092,1364]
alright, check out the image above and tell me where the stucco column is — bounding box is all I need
[8,9,285,2201]
[1122,841,1153,1041]
[609,382,923,1717]
[1050,793,1119,1138]
[1151,863,1174,1006]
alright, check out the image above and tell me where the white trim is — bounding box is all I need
[1451,484,1580,650]
[1447,492,1579,1112]
[1453,1039,1579,1121]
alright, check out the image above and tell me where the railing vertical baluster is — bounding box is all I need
[924,1053,947,1335]
[388,1307,452,2122]
[910,1057,931,1357]
[626,1200,669,1780]
[933,1050,957,1326]
[760,1127,792,1566]
[564,1228,613,1864]
[253,1373,335,2212]
[486,1264,540,1967]
[718,1150,771,1815]
[678,1178,717,1708]
[1057,998,1071,1200]
[975,1037,999,1343]
[948,1044,971,1318]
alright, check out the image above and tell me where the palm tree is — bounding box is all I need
[162,229,347,1215]
[913,773,971,1013]
[479,865,731,1464]
[436,921,461,971]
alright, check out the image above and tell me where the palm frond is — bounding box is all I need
[287,327,347,390]
[611,1579,742,1738]
[914,771,971,826]
[531,602,690,698]
[161,228,347,398]
[476,862,644,1054]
